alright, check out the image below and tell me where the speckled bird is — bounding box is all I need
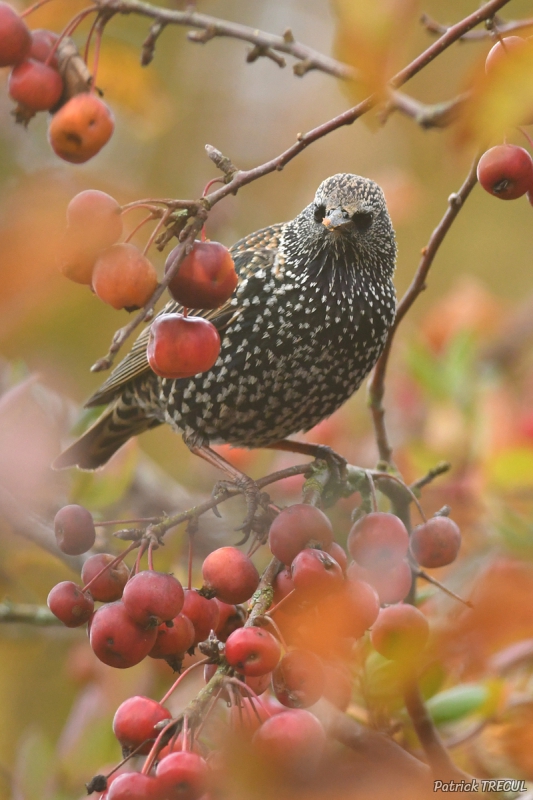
[54,174,397,471]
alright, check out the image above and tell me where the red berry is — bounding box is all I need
[28,28,59,68]
[272,649,325,708]
[147,313,221,379]
[113,695,171,755]
[291,548,344,596]
[47,581,94,627]
[204,663,271,697]
[410,516,461,568]
[92,244,158,311]
[155,751,208,800]
[8,59,63,111]
[326,541,348,572]
[272,567,294,604]
[370,604,430,662]
[67,190,123,250]
[0,3,31,67]
[182,589,220,644]
[81,553,130,602]
[348,512,409,571]
[213,599,244,642]
[268,504,333,565]
[225,626,281,676]
[252,709,326,776]
[477,145,533,200]
[123,571,184,628]
[201,546,260,605]
[54,504,95,555]
[48,93,114,163]
[347,559,412,605]
[89,601,157,668]
[485,36,526,75]
[166,240,238,309]
[319,579,380,640]
[149,613,195,669]
[107,772,162,800]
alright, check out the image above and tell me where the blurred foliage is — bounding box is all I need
[2,0,533,797]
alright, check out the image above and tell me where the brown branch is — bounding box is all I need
[421,13,533,41]
[368,155,480,465]
[0,602,60,625]
[383,90,469,129]
[404,679,474,782]
[97,0,357,80]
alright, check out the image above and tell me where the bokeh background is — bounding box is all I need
[3,0,533,797]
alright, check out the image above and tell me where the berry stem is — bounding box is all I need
[192,687,224,739]
[181,715,189,751]
[365,470,379,513]
[96,516,161,526]
[147,541,155,571]
[416,568,473,608]
[81,541,138,593]
[266,588,296,617]
[141,209,171,257]
[20,0,57,18]
[45,6,99,68]
[132,539,147,575]
[225,677,272,716]
[89,15,106,93]
[124,213,157,244]
[255,614,288,650]
[83,11,101,64]
[518,126,533,151]
[160,657,210,705]
[371,471,427,522]
[141,718,179,775]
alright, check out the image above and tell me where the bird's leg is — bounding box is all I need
[265,439,348,504]
[182,432,260,540]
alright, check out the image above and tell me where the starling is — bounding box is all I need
[54,174,397,471]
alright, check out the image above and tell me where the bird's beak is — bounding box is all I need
[322,207,352,232]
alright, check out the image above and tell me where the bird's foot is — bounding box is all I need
[312,445,348,506]
[212,475,262,543]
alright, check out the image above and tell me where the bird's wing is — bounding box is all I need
[85,224,285,408]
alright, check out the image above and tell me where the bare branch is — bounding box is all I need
[96,0,357,80]
[421,13,533,41]
[383,90,469,129]
[368,155,480,465]
[0,601,59,626]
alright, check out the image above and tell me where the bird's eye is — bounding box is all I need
[351,211,373,232]
[314,204,326,223]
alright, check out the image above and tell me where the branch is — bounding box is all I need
[421,13,533,41]
[368,155,480,465]
[404,679,475,782]
[383,90,469,129]
[0,601,60,626]
[97,0,357,80]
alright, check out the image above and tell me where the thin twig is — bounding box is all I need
[421,13,533,41]
[368,155,480,465]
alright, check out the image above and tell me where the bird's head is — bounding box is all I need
[285,173,396,285]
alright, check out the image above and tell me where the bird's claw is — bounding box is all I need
[212,475,261,544]
[314,445,348,505]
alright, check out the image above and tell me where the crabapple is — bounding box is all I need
[28,29,59,68]
[272,649,325,708]
[477,145,533,200]
[252,709,326,776]
[348,512,409,571]
[224,627,281,676]
[268,504,333,565]
[182,589,220,644]
[155,751,208,800]
[147,313,221,379]
[166,240,238,309]
[8,59,63,111]
[54,504,95,555]
[201,546,259,605]
[92,244,158,311]
[48,93,114,163]
[81,554,130,602]
[370,604,430,662]
[122,571,184,628]
[410,516,461,568]
[89,601,157,668]
[47,581,94,627]
[290,548,344,596]
[67,190,123,249]
[485,36,526,74]
[347,559,412,605]
[0,3,31,67]
[113,695,171,755]
[149,613,195,670]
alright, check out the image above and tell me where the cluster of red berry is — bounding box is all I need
[46,498,462,798]
[478,37,533,202]
[0,2,114,162]
[58,188,239,380]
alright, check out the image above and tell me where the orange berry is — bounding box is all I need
[48,93,114,164]
[92,243,158,310]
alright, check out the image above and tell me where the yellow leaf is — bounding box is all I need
[456,38,533,148]
[487,445,533,491]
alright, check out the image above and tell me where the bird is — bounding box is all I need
[54,173,397,481]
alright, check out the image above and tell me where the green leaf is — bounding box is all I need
[425,683,488,724]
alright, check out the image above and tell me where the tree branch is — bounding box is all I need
[368,155,480,465]
[421,13,533,41]
[0,601,59,625]
[97,0,357,80]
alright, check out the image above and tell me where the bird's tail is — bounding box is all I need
[53,399,161,470]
